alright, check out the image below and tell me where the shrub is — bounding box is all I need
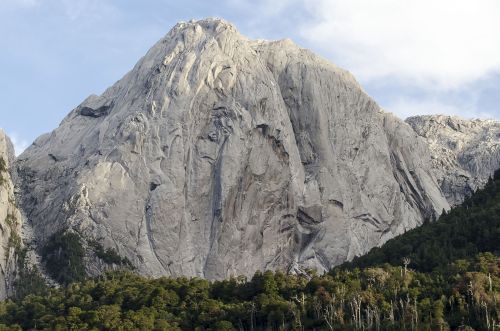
[0,157,6,186]
[90,240,133,267]
[42,230,86,284]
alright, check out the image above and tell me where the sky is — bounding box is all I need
[1,0,500,155]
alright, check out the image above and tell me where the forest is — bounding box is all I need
[0,254,497,330]
[0,171,498,330]
[343,170,500,273]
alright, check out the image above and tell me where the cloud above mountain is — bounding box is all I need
[299,0,500,90]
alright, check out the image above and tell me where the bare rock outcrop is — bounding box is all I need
[15,19,463,279]
[0,130,21,299]
[406,115,500,205]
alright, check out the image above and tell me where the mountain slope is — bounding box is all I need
[0,130,22,299]
[15,18,496,280]
[342,168,500,272]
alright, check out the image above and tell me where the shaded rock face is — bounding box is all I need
[16,18,451,279]
[406,115,500,206]
[0,130,21,299]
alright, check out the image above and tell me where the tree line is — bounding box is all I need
[0,253,497,330]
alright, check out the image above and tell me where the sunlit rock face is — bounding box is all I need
[407,115,500,206]
[0,130,21,299]
[16,18,481,280]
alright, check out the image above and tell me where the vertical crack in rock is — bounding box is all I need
[144,197,168,274]
[204,135,229,276]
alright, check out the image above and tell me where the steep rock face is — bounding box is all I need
[253,40,449,268]
[16,19,449,279]
[0,130,21,299]
[406,115,500,205]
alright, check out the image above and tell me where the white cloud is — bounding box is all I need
[8,133,29,156]
[300,0,500,90]
[228,0,300,17]
[386,97,495,120]
[0,0,39,9]
[59,0,117,21]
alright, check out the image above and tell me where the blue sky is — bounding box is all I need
[1,0,500,154]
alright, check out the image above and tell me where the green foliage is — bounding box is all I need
[0,254,497,330]
[4,213,16,228]
[343,169,500,272]
[13,248,48,300]
[3,214,20,259]
[90,240,133,267]
[41,230,86,285]
[0,157,6,186]
[7,233,21,253]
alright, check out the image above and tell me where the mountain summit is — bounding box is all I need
[13,19,499,280]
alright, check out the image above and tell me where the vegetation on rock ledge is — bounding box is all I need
[41,231,86,285]
[0,157,6,186]
[90,240,133,268]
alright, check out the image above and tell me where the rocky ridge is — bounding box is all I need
[406,115,500,205]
